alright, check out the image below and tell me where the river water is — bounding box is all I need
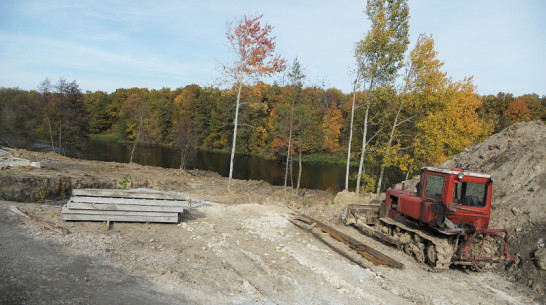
[35,138,358,191]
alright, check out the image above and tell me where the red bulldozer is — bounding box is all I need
[343,165,516,270]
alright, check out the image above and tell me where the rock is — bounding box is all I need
[534,248,546,270]
[511,207,521,215]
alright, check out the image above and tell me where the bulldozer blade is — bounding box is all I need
[455,228,516,264]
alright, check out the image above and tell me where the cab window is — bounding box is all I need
[453,182,487,207]
[423,174,444,201]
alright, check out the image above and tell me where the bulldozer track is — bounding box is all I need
[290,213,404,269]
[377,217,454,270]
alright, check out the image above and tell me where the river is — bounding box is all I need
[34,138,359,192]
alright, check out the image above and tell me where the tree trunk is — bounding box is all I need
[356,104,369,194]
[58,120,62,156]
[47,117,55,153]
[296,134,303,195]
[376,101,404,193]
[289,147,294,190]
[345,78,358,191]
[405,159,414,181]
[228,82,243,190]
[130,106,144,164]
[284,127,292,192]
[284,93,295,193]
[180,148,187,170]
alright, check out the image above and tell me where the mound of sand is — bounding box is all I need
[441,120,545,293]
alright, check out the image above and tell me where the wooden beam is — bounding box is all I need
[72,189,187,200]
[61,214,178,223]
[70,196,190,207]
[67,202,185,213]
[61,207,177,217]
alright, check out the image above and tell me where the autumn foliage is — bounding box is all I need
[504,97,532,123]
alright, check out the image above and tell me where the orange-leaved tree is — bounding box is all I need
[322,100,343,153]
[220,14,286,189]
[503,97,532,124]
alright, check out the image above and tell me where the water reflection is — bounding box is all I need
[36,138,359,191]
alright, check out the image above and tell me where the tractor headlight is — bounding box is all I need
[457,173,464,179]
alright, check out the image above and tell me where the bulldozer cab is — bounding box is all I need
[417,167,493,230]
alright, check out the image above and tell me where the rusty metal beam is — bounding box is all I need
[291,213,404,269]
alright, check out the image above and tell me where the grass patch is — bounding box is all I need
[90,134,120,142]
[300,154,352,165]
[118,174,132,189]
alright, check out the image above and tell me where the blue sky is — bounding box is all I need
[1,0,545,96]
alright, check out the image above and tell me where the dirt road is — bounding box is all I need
[0,200,536,305]
[0,202,186,305]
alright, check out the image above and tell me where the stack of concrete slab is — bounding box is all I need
[0,148,31,169]
[62,189,191,224]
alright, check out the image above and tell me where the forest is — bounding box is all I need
[1,0,545,193]
[1,76,544,192]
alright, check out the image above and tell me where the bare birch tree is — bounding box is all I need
[354,0,410,193]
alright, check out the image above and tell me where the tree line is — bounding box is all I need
[0,77,543,190]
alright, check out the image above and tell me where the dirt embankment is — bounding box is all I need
[0,120,544,304]
[0,149,332,207]
[441,120,545,294]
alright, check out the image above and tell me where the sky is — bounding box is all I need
[1,0,545,96]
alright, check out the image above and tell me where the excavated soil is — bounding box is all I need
[0,121,544,304]
[440,120,546,298]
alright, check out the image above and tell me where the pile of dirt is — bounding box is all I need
[439,120,545,296]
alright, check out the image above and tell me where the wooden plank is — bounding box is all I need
[72,189,187,200]
[70,196,190,207]
[61,214,178,223]
[67,202,185,213]
[61,207,177,217]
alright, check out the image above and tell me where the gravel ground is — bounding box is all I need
[0,200,538,305]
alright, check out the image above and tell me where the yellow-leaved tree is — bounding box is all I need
[413,77,493,165]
